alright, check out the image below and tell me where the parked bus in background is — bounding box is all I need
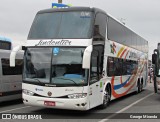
[0,36,12,50]
[0,36,23,102]
[10,6,148,110]
[152,43,160,93]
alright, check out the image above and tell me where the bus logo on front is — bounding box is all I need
[47,91,52,97]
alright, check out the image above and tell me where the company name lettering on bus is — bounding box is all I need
[129,52,138,58]
[35,40,71,46]
[65,89,74,91]
[35,88,43,92]
[80,12,91,18]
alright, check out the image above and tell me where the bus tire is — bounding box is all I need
[100,85,111,109]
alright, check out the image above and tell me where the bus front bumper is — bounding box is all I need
[23,94,89,111]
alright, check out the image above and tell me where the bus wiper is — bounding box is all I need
[54,77,79,86]
[32,78,43,84]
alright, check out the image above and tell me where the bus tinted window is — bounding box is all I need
[107,57,114,76]
[28,12,93,39]
[115,58,123,76]
[107,57,138,76]
[0,41,11,50]
[93,13,107,41]
[107,16,147,53]
[108,17,123,44]
[90,50,99,81]
[1,59,23,75]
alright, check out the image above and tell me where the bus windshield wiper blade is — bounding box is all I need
[32,78,43,84]
[54,77,79,86]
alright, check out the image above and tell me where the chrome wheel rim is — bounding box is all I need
[104,90,110,105]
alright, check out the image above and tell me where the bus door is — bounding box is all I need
[89,50,102,108]
[89,12,107,108]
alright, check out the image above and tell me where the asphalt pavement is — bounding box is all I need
[0,82,160,122]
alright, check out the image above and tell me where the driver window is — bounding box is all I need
[90,50,99,83]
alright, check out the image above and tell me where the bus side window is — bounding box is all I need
[107,57,114,76]
[131,61,138,75]
[1,58,23,75]
[93,45,104,75]
[125,60,131,75]
[93,13,107,42]
[114,58,122,76]
[122,59,127,75]
[90,50,99,83]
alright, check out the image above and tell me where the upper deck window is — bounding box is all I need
[28,11,93,39]
[93,13,107,42]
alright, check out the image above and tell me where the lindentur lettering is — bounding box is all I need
[35,40,71,46]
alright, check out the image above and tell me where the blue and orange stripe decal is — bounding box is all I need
[111,76,136,98]
[114,77,130,90]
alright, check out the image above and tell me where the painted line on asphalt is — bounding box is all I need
[99,93,154,122]
[0,106,31,113]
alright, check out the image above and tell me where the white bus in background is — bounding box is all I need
[0,36,23,102]
[10,6,148,110]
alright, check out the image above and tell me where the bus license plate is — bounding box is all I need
[44,101,55,106]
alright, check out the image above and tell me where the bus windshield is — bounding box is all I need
[28,11,93,39]
[24,47,88,86]
[24,48,52,83]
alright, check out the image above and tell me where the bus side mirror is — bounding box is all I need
[10,45,22,67]
[82,45,93,69]
[152,53,157,64]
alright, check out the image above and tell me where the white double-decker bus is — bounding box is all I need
[10,7,148,110]
[0,36,23,102]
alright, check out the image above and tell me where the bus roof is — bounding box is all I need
[0,36,11,42]
[37,7,106,15]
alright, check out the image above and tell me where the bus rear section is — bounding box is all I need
[0,50,23,102]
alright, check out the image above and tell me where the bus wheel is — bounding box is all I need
[100,86,111,109]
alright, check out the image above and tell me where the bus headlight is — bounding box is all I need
[23,89,34,96]
[68,93,87,99]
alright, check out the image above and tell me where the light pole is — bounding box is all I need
[58,0,62,3]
